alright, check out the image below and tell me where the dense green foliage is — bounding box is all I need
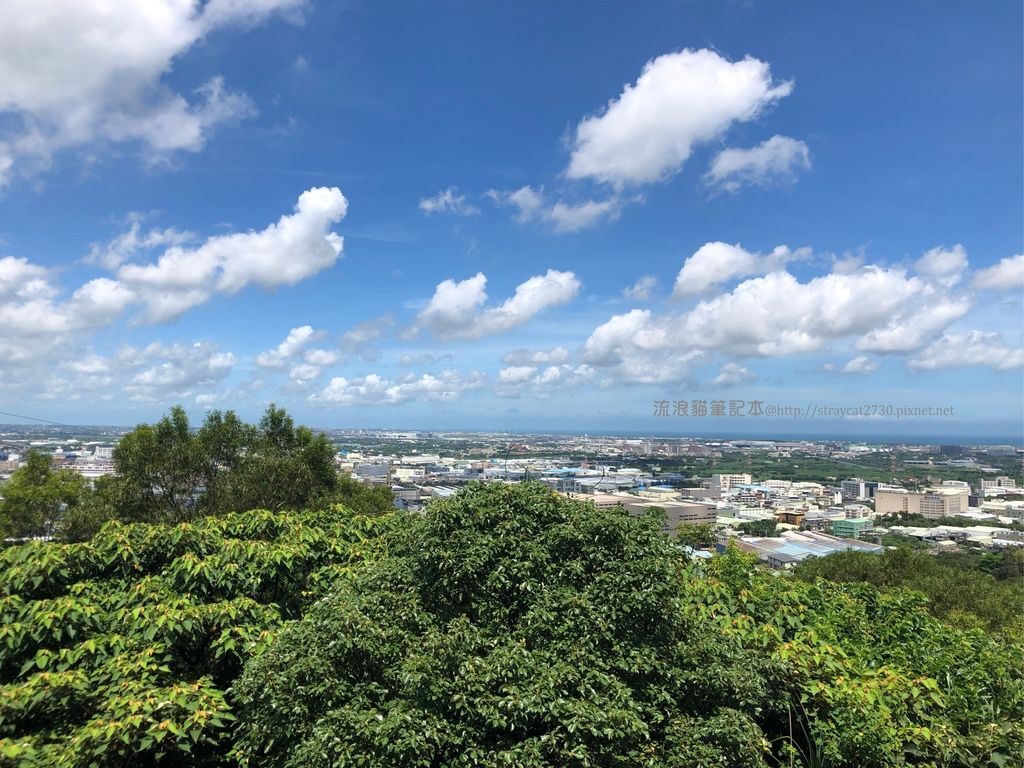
[0,454,96,540]
[234,483,1024,768]
[738,519,779,538]
[0,405,375,543]
[692,548,1024,767]
[234,483,776,767]
[0,506,394,767]
[793,547,1024,632]
[114,405,339,524]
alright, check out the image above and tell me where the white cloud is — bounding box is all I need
[581,308,705,383]
[915,245,968,278]
[86,219,195,270]
[289,363,322,386]
[841,355,879,374]
[339,315,393,360]
[566,48,792,187]
[502,347,571,366]
[0,257,135,367]
[256,325,320,369]
[580,262,973,382]
[398,352,453,366]
[419,187,479,216]
[0,0,303,185]
[123,341,236,402]
[487,185,634,232]
[855,297,970,353]
[485,186,545,222]
[495,364,595,399]
[304,348,341,366]
[972,254,1024,292]
[544,198,629,233]
[673,241,809,297]
[118,186,348,321]
[712,362,755,385]
[909,331,1024,371]
[414,269,580,340]
[704,135,810,193]
[623,275,657,301]
[310,370,485,405]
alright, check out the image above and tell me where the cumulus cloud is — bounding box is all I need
[581,308,706,383]
[310,370,485,405]
[623,276,657,301]
[0,0,303,185]
[117,186,348,321]
[414,270,580,340]
[704,135,810,193]
[566,48,793,187]
[915,245,968,278]
[487,185,634,232]
[86,219,195,270]
[841,355,879,374]
[972,254,1024,292]
[909,331,1024,371]
[0,257,135,367]
[581,262,973,383]
[712,362,755,385]
[419,187,479,216]
[124,341,236,402]
[255,318,388,386]
[502,347,571,366]
[673,241,809,297]
[255,325,320,369]
[855,297,971,353]
[495,364,595,398]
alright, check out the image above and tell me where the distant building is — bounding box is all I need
[875,486,969,519]
[981,476,1017,492]
[569,493,716,532]
[939,445,966,457]
[840,478,879,501]
[732,530,882,569]
[711,473,752,495]
[830,517,873,539]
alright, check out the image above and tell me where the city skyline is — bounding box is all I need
[1,2,1022,436]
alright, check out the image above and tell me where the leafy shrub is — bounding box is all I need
[0,506,393,767]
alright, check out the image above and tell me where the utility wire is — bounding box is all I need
[0,409,68,427]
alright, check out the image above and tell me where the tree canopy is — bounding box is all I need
[114,404,340,524]
[234,483,1024,768]
[0,453,92,540]
[0,505,395,767]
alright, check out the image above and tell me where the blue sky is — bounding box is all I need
[0,1,1021,439]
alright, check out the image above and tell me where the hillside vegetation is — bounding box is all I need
[1,479,1021,767]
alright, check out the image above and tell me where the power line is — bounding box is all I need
[0,409,67,427]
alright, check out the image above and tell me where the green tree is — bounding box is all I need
[226,405,338,513]
[676,522,717,550]
[738,518,778,538]
[112,404,341,523]
[0,452,90,539]
[113,405,209,523]
[234,483,775,768]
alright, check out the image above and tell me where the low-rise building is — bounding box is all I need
[830,517,873,539]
